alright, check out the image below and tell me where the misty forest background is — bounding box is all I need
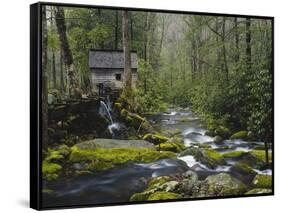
[42,6,273,145]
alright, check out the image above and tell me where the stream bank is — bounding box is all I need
[42,105,272,207]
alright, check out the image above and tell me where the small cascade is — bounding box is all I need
[99,100,121,137]
[99,100,114,124]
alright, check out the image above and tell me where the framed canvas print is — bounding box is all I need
[30,2,274,210]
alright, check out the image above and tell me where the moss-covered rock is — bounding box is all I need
[179,147,225,169]
[245,188,272,195]
[69,145,176,172]
[230,130,248,140]
[147,191,183,201]
[157,142,186,153]
[195,173,247,197]
[148,176,171,189]
[42,160,62,181]
[143,133,169,145]
[76,139,155,150]
[203,149,226,167]
[222,151,245,159]
[215,126,231,138]
[252,174,272,189]
[45,148,64,162]
[205,130,216,137]
[130,191,151,202]
[230,162,257,183]
[214,135,223,144]
[249,150,272,164]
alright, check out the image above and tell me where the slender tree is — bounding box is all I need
[55,6,80,97]
[246,18,251,70]
[122,10,132,90]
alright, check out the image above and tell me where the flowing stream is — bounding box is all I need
[43,107,272,207]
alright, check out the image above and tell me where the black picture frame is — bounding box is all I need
[30,1,274,210]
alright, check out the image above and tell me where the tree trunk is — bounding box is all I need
[42,6,48,150]
[52,52,57,89]
[122,10,132,90]
[60,50,64,93]
[55,6,80,97]
[234,17,240,63]
[222,17,229,80]
[114,11,119,49]
[246,18,251,70]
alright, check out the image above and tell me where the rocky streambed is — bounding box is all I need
[42,107,272,207]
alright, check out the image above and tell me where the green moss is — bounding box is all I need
[203,149,225,165]
[69,146,176,172]
[222,151,245,158]
[148,176,171,188]
[147,191,183,201]
[57,144,71,156]
[130,191,151,202]
[245,188,272,195]
[230,130,248,140]
[42,188,54,195]
[249,150,272,163]
[143,133,169,144]
[45,148,64,162]
[87,161,114,171]
[157,142,185,153]
[252,174,272,189]
[42,160,62,181]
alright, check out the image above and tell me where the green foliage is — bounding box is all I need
[87,24,112,46]
[133,60,168,113]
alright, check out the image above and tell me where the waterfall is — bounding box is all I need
[100,100,113,124]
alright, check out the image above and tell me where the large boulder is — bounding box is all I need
[215,126,231,138]
[230,162,257,184]
[230,130,248,140]
[179,147,226,169]
[194,173,247,197]
[69,143,176,173]
[252,174,272,189]
[76,138,155,150]
[178,171,200,196]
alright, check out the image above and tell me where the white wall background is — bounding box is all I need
[0,0,279,212]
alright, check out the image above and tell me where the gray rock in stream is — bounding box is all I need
[76,138,156,150]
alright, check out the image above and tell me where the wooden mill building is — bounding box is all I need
[89,49,138,95]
